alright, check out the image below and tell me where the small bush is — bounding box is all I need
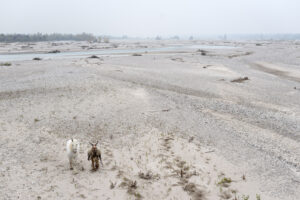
[132,53,142,56]
[138,171,159,180]
[33,57,42,60]
[0,62,12,66]
[218,177,232,187]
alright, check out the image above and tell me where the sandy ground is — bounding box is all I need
[0,40,299,200]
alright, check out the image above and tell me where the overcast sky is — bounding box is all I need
[1,0,299,37]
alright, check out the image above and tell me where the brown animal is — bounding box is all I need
[88,141,103,170]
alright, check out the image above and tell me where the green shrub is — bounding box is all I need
[0,62,11,66]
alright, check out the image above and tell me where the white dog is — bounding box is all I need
[66,138,80,170]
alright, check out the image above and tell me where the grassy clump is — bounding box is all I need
[242,195,250,200]
[119,177,142,199]
[138,171,153,180]
[256,194,261,200]
[218,177,232,187]
[0,62,12,66]
[132,53,142,56]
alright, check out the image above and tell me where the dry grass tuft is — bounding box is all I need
[242,195,250,200]
[218,177,232,187]
[219,190,232,199]
[184,183,206,200]
[184,183,197,193]
[119,177,142,199]
[138,171,159,180]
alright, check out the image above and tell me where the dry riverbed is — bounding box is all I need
[0,40,299,200]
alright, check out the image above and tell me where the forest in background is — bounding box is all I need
[0,33,97,42]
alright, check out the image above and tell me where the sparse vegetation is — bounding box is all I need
[120,178,142,199]
[220,190,232,199]
[0,33,96,42]
[183,183,197,193]
[138,171,152,180]
[183,182,206,200]
[0,62,12,66]
[218,177,232,187]
[256,194,261,200]
[242,195,250,200]
[138,171,159,180]
[128,190,142,200]
[132,53,142,56]
[188,136,194,142]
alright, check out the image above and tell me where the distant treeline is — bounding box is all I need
[224,34,300,40]
[0,33,97,43]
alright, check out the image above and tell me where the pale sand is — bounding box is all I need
[0,40,299,200]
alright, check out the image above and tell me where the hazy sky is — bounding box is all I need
[1,0,299,37]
